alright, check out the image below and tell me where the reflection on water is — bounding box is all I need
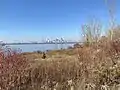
[4,44,74,52]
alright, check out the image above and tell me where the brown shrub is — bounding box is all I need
[0,47,29,90]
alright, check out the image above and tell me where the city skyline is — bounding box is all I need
[0,37,79,43]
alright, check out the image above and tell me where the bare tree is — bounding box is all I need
[82,18,102,45]
[105,0,116,40]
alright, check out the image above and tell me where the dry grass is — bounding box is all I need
[1,24,120,90]
[1,28,120,90]
[1,34,120,90]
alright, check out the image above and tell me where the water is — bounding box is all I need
[4,44,74,52]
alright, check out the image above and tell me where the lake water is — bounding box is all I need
[4,44,74,52]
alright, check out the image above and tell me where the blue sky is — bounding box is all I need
[0,0,120,42]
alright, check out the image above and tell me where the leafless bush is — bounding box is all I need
[82,18,102,46]
[0,47,29,90]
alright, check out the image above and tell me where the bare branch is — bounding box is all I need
[105,0,116,40]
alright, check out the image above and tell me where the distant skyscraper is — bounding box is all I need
[61,38,64,42]
[46,39,50,43]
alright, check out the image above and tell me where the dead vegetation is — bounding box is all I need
[1,27,120,90]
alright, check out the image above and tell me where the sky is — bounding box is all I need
[0,0,120,42]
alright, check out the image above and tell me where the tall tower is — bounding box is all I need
[60,38,64,49]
